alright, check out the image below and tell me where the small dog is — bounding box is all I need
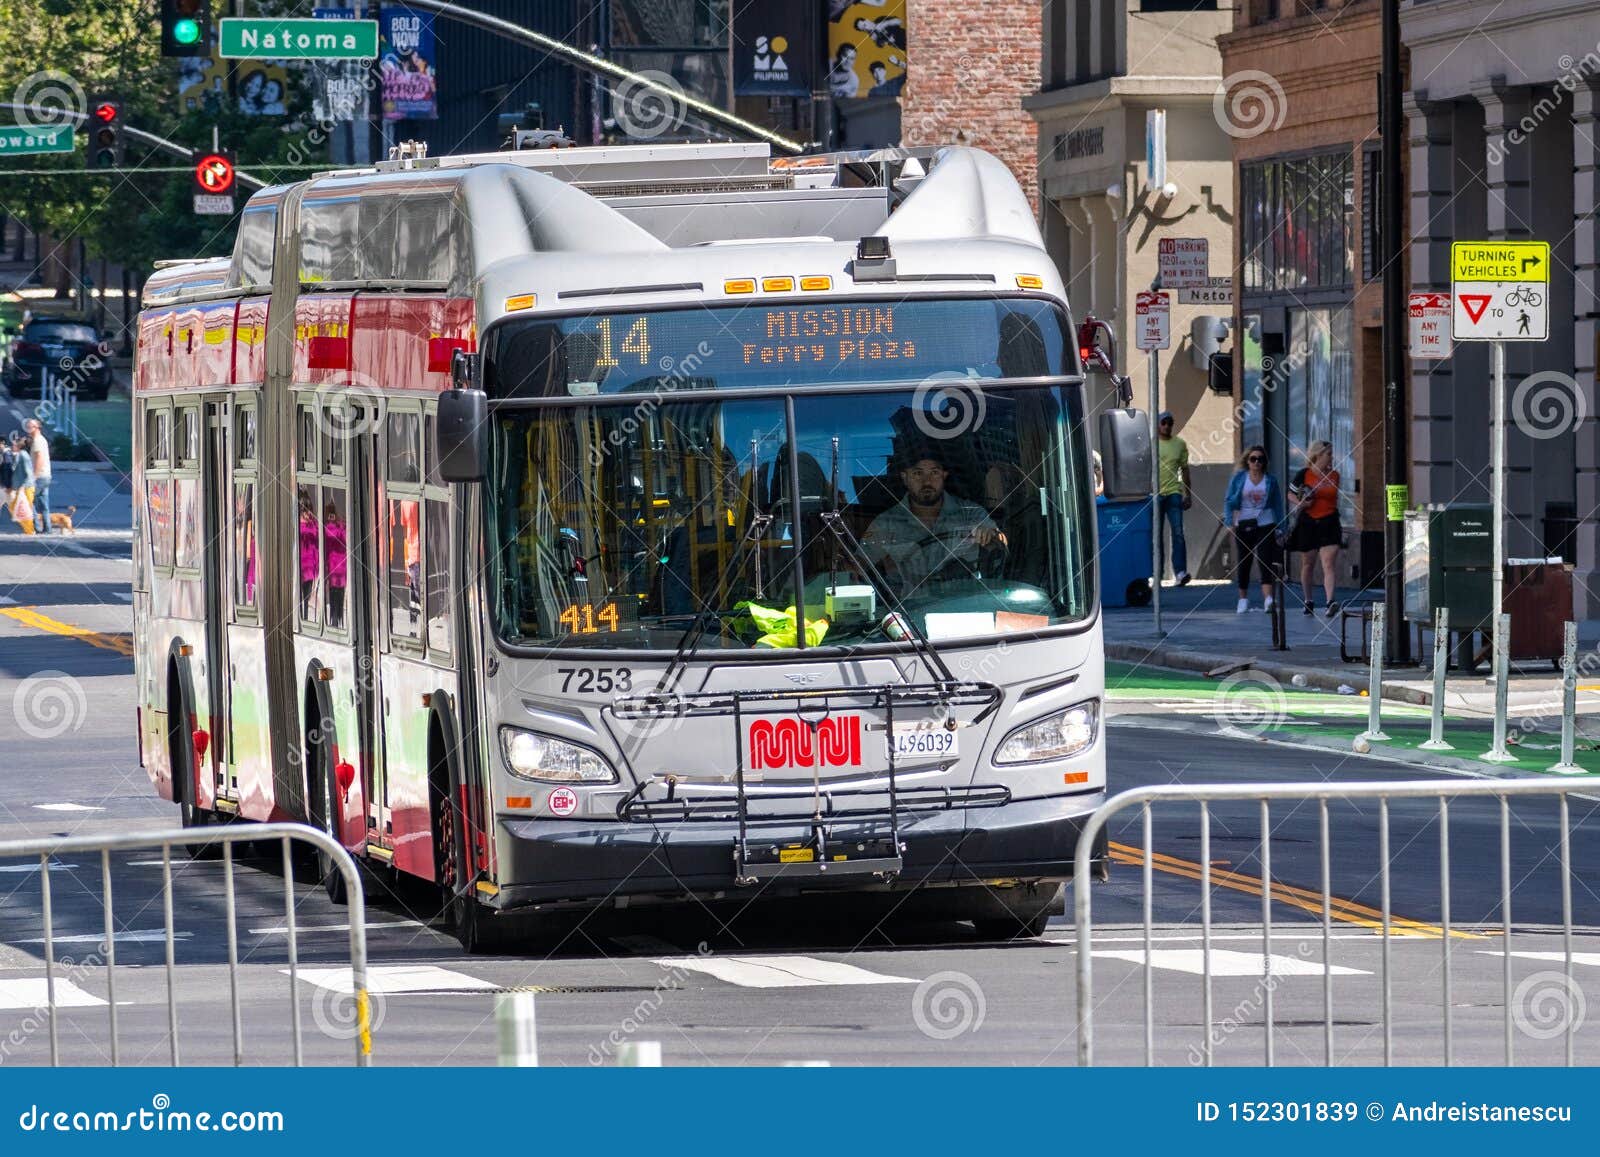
[48,505,76,535]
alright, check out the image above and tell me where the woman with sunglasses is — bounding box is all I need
[1223,444,1284,613]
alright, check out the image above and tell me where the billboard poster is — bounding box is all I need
[827,0,906,101]
[733,0,814,97]
[380,5,438,121]
[178,47,292,116]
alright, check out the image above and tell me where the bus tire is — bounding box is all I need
[429,719,507,955]
[968,883,1062,940]
[303,688,348,906]
[168,666,219,860]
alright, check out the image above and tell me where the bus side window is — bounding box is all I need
[387,497,421,642]
[385,408,423,645]
[234,480,257,610]
[175,407,199,468]
[146,409,170,466]
[298,481,321,625]
[297,404,319,473]
[149,478,174,570]
[229,205,276,289]
[323,485,348,630]
[424,497,449,654]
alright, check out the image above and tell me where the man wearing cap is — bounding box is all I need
[1156,411,1192,586]
[864,447,1003,591]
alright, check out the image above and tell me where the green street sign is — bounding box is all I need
[219,17,379,60]
[0,124,74,156]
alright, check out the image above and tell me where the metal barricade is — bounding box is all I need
[0,822,369,1066]
[1073,779,1590,1067]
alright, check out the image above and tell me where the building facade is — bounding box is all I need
[1219,0,1390,587]
[1402,0,1600,617]
[1026,1,1237,577]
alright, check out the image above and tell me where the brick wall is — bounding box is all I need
[900,0,1040,209]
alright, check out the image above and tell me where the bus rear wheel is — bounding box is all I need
[303,700,348,906]
[169,678,219,860]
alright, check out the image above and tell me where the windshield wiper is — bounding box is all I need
[643,512,774,702]
[817,511,957,686]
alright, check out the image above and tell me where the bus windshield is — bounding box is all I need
[486,379,1094,652]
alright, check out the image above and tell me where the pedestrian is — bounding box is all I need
[7,433,36,534]
[1290,439,1343,617]
[0,432,15,506]
[1156,410,1192,585]
[1223,444,1284,614]
[24,418,51,535]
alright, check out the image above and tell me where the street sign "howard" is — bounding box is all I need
[220,17,379,60]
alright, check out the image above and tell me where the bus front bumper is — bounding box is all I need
[489,790,1105,911]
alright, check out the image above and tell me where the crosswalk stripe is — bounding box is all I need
[1094,948,1369,977]
[285,964,498,995]
[18,929,191,945]
[653,954,919,988]
[1480,950,1600,968]
[0,978,106,1009]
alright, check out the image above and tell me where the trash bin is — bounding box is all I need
[1097,495,1153,608]
[1504,558,1573,663]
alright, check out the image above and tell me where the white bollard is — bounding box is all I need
[1550,621,1582,774]
[616,1040,662,1066]
[496,992,538,1067]
[1357,605,1388,744]
[1420,606,1453,751]
[1481,613,1516,763]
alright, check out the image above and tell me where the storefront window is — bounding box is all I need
[1241,151,1354,292]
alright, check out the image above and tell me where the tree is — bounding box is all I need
[0,0,319,284]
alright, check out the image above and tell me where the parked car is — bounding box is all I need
[3,318,115,400]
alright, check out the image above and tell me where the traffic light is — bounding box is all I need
[87,96,123,169]
[161,0,210,57]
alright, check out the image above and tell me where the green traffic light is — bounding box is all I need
[173,17,201,45]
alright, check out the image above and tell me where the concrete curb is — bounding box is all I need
[1106,640,1435,706]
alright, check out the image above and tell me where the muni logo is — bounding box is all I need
[748,716,862,770]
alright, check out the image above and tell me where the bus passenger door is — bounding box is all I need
[201,400,231,803]
[346,404,382,846]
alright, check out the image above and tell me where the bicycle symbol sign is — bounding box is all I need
[1451,241,1549,342]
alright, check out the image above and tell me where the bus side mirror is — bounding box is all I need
[1097,408,1151,500]
[436,387,488,483]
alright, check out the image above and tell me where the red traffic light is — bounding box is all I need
[92,101,120,124]
[194,152,235,195]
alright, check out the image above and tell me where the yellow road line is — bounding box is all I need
[0,606,135,657]
[1107,840,1480,940]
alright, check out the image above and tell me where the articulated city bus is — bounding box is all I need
[133,141,1111,950]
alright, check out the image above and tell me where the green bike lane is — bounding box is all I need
[1106,661,1600,779]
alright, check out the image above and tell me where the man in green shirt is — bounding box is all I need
[1156,411,1192,585]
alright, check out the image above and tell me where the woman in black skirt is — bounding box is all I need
[1290,440,1343,617]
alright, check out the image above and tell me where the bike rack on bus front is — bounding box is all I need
[613,680,1007,885]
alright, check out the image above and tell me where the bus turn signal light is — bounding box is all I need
[724,278,756,294]
[800,276,832,291]
[503,293,536,312]
[1016,274,1045,289]
[761,276,794,293]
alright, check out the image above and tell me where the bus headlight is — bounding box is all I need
[500,727,618,784]
[993,700,1099,765]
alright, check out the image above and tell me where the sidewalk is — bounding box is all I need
[1104,580,1600,778]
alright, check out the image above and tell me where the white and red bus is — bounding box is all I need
[134,142,1111,950]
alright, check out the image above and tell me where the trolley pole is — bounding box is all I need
[1148,345,1163,638]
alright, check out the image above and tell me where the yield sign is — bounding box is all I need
[1459,294,1492,324]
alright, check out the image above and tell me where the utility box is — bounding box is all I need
[1402,504,1494,635]
[1503,559,1573,662]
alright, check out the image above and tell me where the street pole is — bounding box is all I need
[1149,346,1163,638]
[1491,339,1506,626]
[1380,0,1411,662]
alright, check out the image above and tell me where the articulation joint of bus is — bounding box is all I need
[132,139,1115,949]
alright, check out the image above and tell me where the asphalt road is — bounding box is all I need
[1,534,1597,1067]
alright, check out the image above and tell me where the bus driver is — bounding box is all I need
[863,446,1005,590]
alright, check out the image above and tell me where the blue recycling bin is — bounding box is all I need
[1096,495,1153,608]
